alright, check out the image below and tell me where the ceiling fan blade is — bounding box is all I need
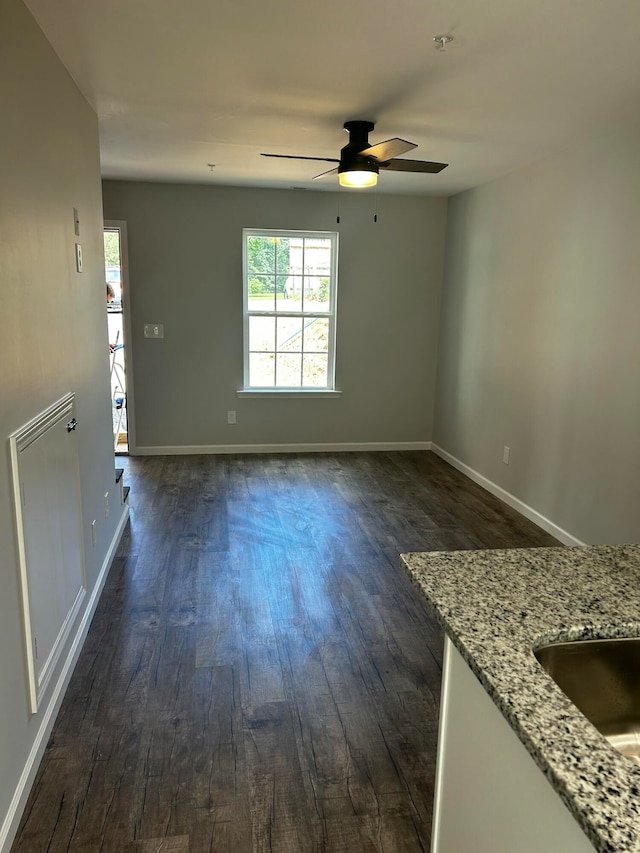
[313,167,339,180]
[360,137,417,162]
[261,153,340,163]
[381,158,448,174]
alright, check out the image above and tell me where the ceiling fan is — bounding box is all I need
[261,120,447,188]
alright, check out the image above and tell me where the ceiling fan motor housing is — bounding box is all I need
[340,120,379,174]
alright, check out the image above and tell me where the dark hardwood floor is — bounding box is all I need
[11,451,558,852]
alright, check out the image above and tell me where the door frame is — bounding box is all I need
[104,220,137,454]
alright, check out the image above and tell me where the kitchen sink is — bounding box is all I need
[535,637,640,766]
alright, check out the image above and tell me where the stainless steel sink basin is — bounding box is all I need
[535,637,640,766]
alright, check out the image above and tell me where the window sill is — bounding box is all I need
[237,389,342,399]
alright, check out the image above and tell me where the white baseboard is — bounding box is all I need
[0,504,130,853]
[431,444,584,547]
[135,441,432,456]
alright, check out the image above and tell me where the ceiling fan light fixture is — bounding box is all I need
[339,170,378,188]
[338,162,379,188]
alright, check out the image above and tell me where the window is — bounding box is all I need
[242,229,338,391]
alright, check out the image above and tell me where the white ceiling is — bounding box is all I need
[25,0,640,195]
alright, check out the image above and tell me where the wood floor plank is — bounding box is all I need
[11,757,94,852]
[11,450,559,852]
[124,837,189,853]
[190,804,253,852]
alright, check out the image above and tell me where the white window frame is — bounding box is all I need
[239,228,340,396]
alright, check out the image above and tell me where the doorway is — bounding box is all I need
[103,222,134,454]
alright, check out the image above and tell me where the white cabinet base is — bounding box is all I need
[432,638,594,853]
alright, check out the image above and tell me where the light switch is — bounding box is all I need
[144,323,164,338]
[75,243,83,273]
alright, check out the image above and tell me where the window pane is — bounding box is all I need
[276,353,302,387]
[280,275,303,312]
[247,275,275,312]
[303,276,330,313]
[249,316,275,352]
[276,275,288,307]
[247,236,276,274]
[285,238,305,275]
[303,317,329,352]
[277,317,303,352]
[303,354,328,387]
[306,241,332,276]
[274,237,292,275]
[250,353,275,386]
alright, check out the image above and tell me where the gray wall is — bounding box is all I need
[0,0,124,841]
[433,124,640,545]
[101,181,447,450]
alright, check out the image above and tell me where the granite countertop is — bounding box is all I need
[401,544,640,853]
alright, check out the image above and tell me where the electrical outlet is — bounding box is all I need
[503,446,511,465]
[104,491,109,518]
[227,410,236,424]
[144,323,164,338]
[91,519,97,547]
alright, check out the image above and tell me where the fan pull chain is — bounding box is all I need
[336,185,341,224]
[373,184,378,223]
